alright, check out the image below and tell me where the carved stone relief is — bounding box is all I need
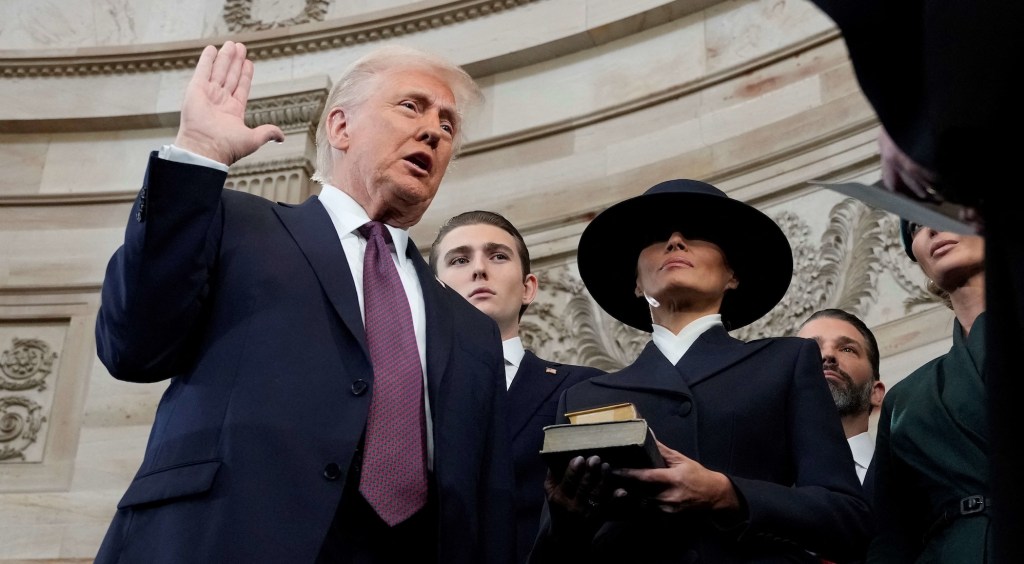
[521,198,938,371]
[3,0,539,77]
[0,338,57,392]
[0,396,47,462]
[224,0,333,32]
[0,337,57,462]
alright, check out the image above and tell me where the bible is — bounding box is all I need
[540,402,665,477]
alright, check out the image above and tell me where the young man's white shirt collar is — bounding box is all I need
[502,336,525,390]
[651,314,723,365]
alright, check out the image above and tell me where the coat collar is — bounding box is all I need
[590,326,771,394]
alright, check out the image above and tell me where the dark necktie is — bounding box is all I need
[356,221,428,526]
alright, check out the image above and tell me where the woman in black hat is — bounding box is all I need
[529,179,871,564]
[866,220,990,562]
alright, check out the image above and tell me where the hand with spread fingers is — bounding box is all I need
[174,41,285,166]
[612,440,740,515]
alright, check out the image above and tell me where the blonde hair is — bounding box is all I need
[927,279,954,310]
[310,45,483,186]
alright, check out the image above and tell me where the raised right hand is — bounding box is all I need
[174,41,285,166]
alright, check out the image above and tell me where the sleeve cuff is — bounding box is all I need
[159,144,230,173]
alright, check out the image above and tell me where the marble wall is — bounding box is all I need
[0,0,954,560]
[0,0,418,49]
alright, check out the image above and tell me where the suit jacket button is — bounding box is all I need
[323,463,342,481]
[351,379,368,396]
[677,399,693,417]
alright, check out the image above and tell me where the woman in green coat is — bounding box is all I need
[867,219,989,562]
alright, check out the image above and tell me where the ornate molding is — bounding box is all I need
[244,88,329,134]
[0,0,538,78]
[229,156,314,177]
[0,396,47,462]
[224,0,332,33]
[0,338,58,392]
[521,198,938,370]
[227,156,317,204]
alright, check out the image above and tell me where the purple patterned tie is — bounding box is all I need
[356,221,428,526]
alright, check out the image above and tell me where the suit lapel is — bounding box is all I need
[591,342,693,397]
[507,351,568,440]
[590,327,770,395]
[674,326,771,386]
[409,242,452,404]
[273,197,369,360]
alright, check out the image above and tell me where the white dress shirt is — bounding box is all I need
[502,336,526,390]
[847,431,874,484]
[650,314,724,365]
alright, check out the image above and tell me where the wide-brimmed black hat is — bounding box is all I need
[577,179,793,332]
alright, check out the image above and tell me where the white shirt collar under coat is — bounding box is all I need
[651,314,723,365]
[502,337,525,390]
[317,184,411,267]
[847,431,874,484]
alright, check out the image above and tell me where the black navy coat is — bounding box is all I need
[530,326,871,563]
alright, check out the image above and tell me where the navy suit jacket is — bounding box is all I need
[94,155,515,563]
[508,351,603,564]
[529,327,871,564]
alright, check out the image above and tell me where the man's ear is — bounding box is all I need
[325,107,351,151]
[725,274,739,291]
[522,273,539,307]
[870,380,886,409]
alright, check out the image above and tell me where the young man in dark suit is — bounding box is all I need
[94,41,514,564]
[430,210,603,564]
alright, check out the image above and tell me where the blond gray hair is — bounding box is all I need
[311,45,483,186]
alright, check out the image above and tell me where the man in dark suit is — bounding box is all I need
[93,41,514,564]
[530,180,871,563]
[797,309,885,485]
[429,210,604,564]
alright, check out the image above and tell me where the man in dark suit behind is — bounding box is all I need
[430,210,604,564]
[93,41,514,564]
